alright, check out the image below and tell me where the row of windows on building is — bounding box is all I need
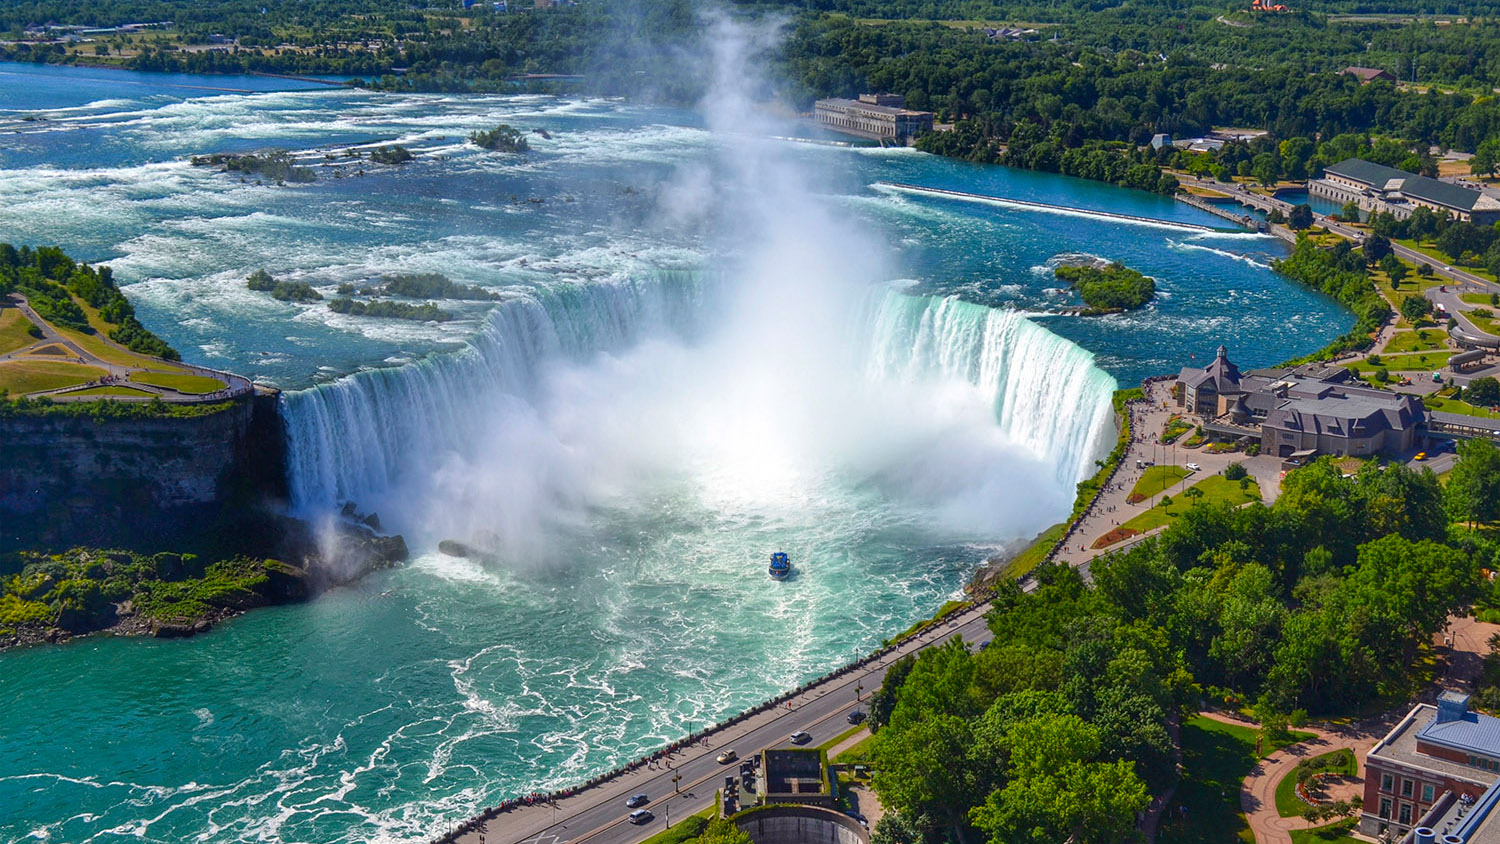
[1381,772,1438,803]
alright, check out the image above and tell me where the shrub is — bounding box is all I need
[1224,462,1248,481]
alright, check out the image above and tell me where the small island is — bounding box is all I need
[189,151,316,184]
[328,298,452,322]
[246,269,322,303]
[470,124,530,153]
[1055,260,1156,314]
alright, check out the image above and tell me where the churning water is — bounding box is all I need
[0,59,1349,844]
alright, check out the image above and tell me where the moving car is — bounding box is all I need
[1185,462,1201,471]
[847,710,867,725]
[717,749,739,764]
[629,809,654,825]
[1415,452,1428,461]
[790,731,811,745]
[626,793,650,808]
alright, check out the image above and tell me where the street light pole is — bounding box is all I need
[673,772,682,794]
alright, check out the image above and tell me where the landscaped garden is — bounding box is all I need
[1127,465,1190,503]
[1158,716,1314,844]
[1275,748,1356,817]
[1382,329,1448,354]
[1118,473,1262,535]
[0,359,104,395]
[1349,351,1452,373]
[128,371,227,394]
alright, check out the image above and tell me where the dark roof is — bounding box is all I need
[1324,158,1500,214]
[1400,173,1498,213]
[1341,66,1395,82]
[1179,345,1243,394]
[1324,158,1410,189]
[1262,386,1423,436]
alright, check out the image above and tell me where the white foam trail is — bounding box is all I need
[1167,238,1271,268]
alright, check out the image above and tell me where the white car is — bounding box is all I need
[1185,462,1201,472]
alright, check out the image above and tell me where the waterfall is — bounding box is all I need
[864,292,1118,486]
[281,278,1118,515]
[281,270,712,510]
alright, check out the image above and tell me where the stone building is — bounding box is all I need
[813,94,935,144]
[1174,346,1426,458]
[1311,158,1500,226]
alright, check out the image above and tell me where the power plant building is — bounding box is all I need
[813,94,934,144]
[1310,158,1500,226]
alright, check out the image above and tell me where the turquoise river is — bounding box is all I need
[0,61,1350,844]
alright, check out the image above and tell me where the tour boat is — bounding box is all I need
[769,552,791,580]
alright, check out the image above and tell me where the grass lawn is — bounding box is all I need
[1462,292,1500,307]
[833,732,875,765]
[0,307,39,355]
[1425,394,1500,418]
[1382,329,1448,353]
[637,809,713,844]
[992,522,1066,582]
[1395,238,1497,283]
[1120,475,1261,534]
[0,360,106,395]
[1350,351,1452,372]
[1159,716,1319,844]
[1465,308,1500,337]
[1288,819,1362,844]
[817,725,865,753]
[1129,465,1191,500]
[65,385,156,398]
[1274,748,1356,817]
[51,322,169,370]
[129,370,225,394]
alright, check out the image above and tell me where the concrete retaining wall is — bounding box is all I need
[735,806,869,844]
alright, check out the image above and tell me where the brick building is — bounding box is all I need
[1362,692,1500,838]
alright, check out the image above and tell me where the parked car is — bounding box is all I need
[629,809,654,825]
[847,710,867,725]
[1185,462,1201,471]
[717,749,738,764]
[1415,452,1428,462]
[625,793,649,808]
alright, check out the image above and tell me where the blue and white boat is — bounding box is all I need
[768,552,791,580]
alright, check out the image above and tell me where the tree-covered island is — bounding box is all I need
[1055,261,1156,313]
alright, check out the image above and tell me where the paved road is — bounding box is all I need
[452,606,998,844]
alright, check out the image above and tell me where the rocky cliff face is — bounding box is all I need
[0,394,287,553]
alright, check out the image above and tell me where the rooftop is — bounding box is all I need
[1323,158,1499,212]
[813,98,932,118]
[1418,692,1500,757]
[1370,704,1496,786]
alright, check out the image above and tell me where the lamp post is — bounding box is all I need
[673,772,682,794]
[855,683,863,701]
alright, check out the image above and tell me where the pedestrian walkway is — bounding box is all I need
[1196,711,1383,844]
[1055,379,1271,566]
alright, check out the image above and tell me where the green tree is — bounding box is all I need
[1340,200,1362,222]
[1288,204,1314,230]
[1468,377,1500,408]
[1401,295,1432,322]
[1364,234,1392,264]
[1447,438,1500,526]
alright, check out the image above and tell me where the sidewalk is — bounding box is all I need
[1197,711,1382,844]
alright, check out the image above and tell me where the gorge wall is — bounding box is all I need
[0,393,287,554]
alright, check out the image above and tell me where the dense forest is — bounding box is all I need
[867,449,1495,844]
